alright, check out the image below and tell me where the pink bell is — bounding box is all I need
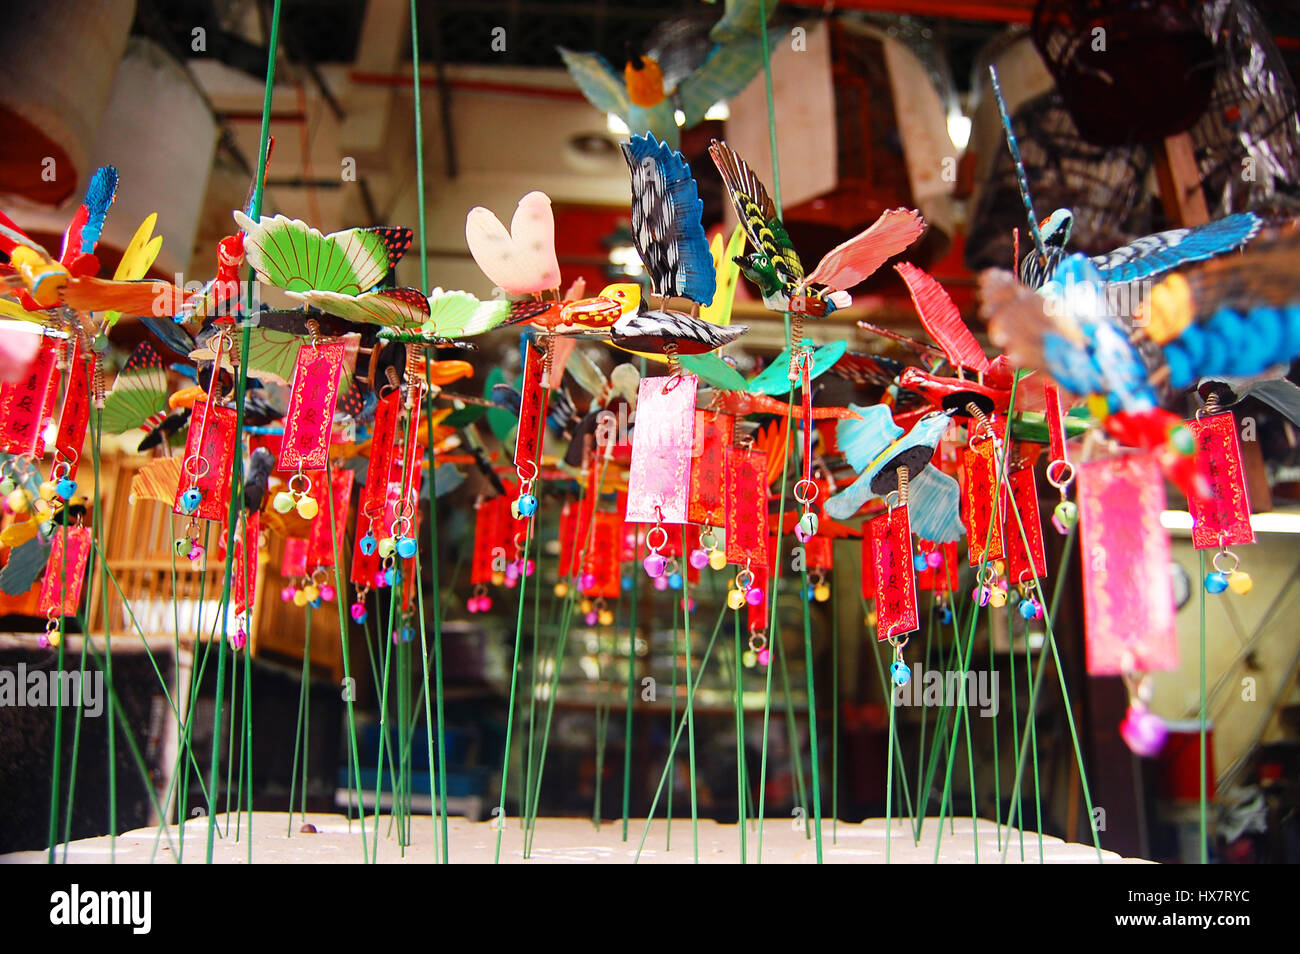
[579,573,596,590]
[585,611,598,625]
[1119,705,1168,757]
[689,548,710,570]
[926,551,943,569]
[319,584,336,602]
[757,648,770,666]
[643,552,667,578]
[746,587,763,606]
[281,586,295,603]
[653,574,669,591]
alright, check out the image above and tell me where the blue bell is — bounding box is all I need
[55,478,77,500]
[667,572,683,590]
[890,661,911,686]
[309,598,322,609]
[621,575,633,592]
[179,487,202,514]
[385,566,401,586]
[938,605,953,624]
[1019,599,1039,620]
[1204,571,1229,594]
[912,553,928,572]
[359,533,377,556]
[517,493,537,517]
[396,536,418,559]
[401,626,415,643]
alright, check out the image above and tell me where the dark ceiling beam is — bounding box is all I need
[780,0,1036,24]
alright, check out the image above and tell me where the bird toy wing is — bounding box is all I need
[465,192,561,296]
[59,165,118,263]
[424,287,510,338]
[700,225,746,326]
[1086,213,1262,284]
[101,342,168,434]
[290,286,430,329]
[102,214,164,328]
[804,209,926,293]
[895,262,990,373]
[675,36,768,128]
[622,133,716,305]
[557,48,631,116]
[708,139,804,283]
[233,211,411,294]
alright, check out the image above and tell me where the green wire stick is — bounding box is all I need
[799,561,825,863]
[45,524,68,863]
[287,609,312,834]
[734,610,747,863]
[831,573,839,846]
[681,525,700,862]
[621,517,641,840]
[997,448,1102,863]
[634,601,727,862]
[1007,595,1024,860]
[1199,549,1208,865]
[667,594,678,849]
[990,605,1002,852]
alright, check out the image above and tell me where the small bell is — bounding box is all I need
[179,487,203,514]
[272,491,295,514]
[396,536,418,560]
[516,493,537,517]
[359,533,377,556]
[296,495,319,520]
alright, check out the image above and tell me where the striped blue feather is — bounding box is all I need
[622,133,716,306]
[79,165,118,254]
[1085,212,1262,284]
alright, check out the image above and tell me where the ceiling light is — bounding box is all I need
[674,109,686,127]
[704,101,730,121]
[947,113,971,150]
[606,112,629,135]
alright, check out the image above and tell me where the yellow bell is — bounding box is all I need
[491,572,505,586]
[598,609,614,626]
[1228,570,1253,596]
[296,496,319,520]
[989,587,1008,608]
[7,489,28,513]
[38,480,57,501]
[866,610,877,628]
[727,588,746,610]
[303,585,320,602]
[553,582,569,598]
[708,550,728,571]
[742,650,757,668]
[813,584,831,603]
[292,589,310,607]
[580,599,593,614]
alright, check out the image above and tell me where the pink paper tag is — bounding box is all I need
[1005,465,1048,583]
[1078,453,1178,675]
[0,341,58,456]
[870,505,918,641]
[724,445,767,565]
[515,345,548,469]
[173,402,238,524]
[1187,412,1255,549]
[278,341,346,471]
[39,526,92,617]
[626,375,698,525]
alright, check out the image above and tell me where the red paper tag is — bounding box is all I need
[916,541,960,592]
[471,495,509,585]
[963,437,1005,565]
[173,402,238,523]
[724,445,767,565]
[626,375,698,524]
[234,510,259,616]
[804,534,833,571]
[514,344,548,468]
[583,511,622,599]
[747,569,767,630]
[55,341,93,475]
[39,526,92,617]
[308,468,353,569]
[1004,465,1048,583]
[281,537,309,578]
[1078,453,1178,675]
[1044,382,1067,464]
[361,389,402,519]
[688,410,733,526]
[1187,412,1255,549]
[278,341,346,470]
[0,341,58,456]
[870,505,918,641]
